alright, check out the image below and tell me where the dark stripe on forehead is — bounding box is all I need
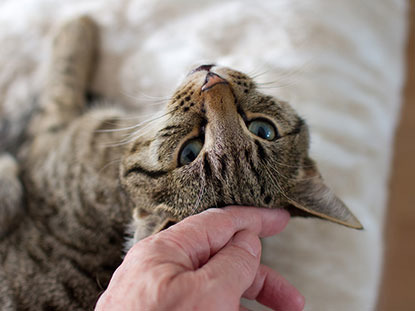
[254,139,267,160]
[216,179,224,201]
[130,139,151,153]
[236,105,248,122]
[219,155,227,179]
[158,124,181,133]
[244,148,251,161]
[159,130,182,138]
[245,148,261,183]
[203,153,212,178]
[124,165,167,178]
[260,184,265,196]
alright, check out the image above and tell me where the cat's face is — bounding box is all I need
[121,65,362,235]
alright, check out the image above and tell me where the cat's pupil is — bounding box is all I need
[257,127,267,139]
[184,149,197,162]
[179,139,203,166]
[248,119,277,141]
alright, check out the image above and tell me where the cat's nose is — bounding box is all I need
[201,72,228,91]
[190,64,215,74]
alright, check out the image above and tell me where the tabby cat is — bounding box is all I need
[0,16,362,310]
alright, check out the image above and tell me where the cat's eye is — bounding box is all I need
[248,119,277,141]
[179,138,203,166]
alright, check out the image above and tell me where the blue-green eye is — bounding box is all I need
[179,139,203,166]
[248,119,277,141]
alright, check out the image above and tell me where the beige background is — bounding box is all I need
[378,1,415,310]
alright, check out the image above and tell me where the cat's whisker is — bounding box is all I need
[123,116,168,142]
[100,115,147,121]
[98,158,122,175]
[267,158,310,169]
[121,91,171,106]
[256,81,281,86]
[262,164,294,204]
[257,80,300,90]
[253,61,312,88]
[262,161,309,208]
[255,78,299,90]
[246,61,276,79]
[103,132,151,148]
[86,112,145,123]
[265,159,314,183]
[249,69,270,80]
[95,123,148,133]
[263,159,292,182]
[277,61,313,79]
[101,109,172,148]
[261,160,292,200]
[96,110,170,134]
[263,156,299,180]
[121,89,172,101]
[263,165,284,195]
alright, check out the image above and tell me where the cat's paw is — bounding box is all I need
[51,15,99,84]
[53,15,98,49]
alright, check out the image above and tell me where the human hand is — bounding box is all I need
[95,206,305,311]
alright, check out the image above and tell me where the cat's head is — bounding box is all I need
[120,65,362,237]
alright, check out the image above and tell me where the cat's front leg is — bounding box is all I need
[30,16,98,135]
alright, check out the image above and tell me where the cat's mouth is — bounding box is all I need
[189,63,215,75]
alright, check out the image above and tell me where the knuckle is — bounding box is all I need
[234,250,255,274]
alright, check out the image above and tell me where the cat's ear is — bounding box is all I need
[287,158,363,229]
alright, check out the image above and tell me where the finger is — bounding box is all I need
[204,206,290,238]
[196,230,261,299]
[155,207,290,270]
[243,264,305,311]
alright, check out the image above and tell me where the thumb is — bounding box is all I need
[197,230,261,298]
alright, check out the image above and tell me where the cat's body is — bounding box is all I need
[0,17,361,310]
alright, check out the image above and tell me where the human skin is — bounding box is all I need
[95,206,305,311]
